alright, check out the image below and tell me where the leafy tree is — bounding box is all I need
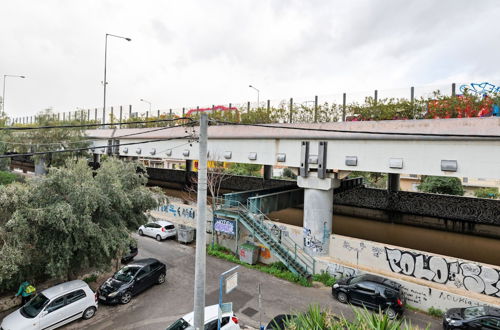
[474,187,498,199]
[0,158,160,291]
[349,171,387,189]
[9,108,90,174]
[418,176,464,196]
[228,163,262,176]
[282,167,297,179]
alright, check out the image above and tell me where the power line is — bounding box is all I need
[0,117,194,131]
[213,120,500,139]
[0,136,195,159]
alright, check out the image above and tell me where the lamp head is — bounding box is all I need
[125,38,132,42]
[20,76,26,78]
[249,85,252,88]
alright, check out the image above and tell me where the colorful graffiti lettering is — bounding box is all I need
[385,248,500,298]
[158,203,196,220]
[460,82,500,95]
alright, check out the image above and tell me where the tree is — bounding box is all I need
[9,108,90,174]
[418,176,464,196]
[349,171,387,189]
[0,158,160,291]
[474,187,498,199]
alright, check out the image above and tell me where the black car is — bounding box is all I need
[98,258,166,304]
[331,274,404,319]
[443,306,500,329]
[121,244,138,264]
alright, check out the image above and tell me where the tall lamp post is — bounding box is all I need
[103,33,131,114]
[140,98,152,112]
[2,74,26,116]
[249,84,260,108]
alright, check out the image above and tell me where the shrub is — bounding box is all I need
[474,187,498,199]
[0,171,18,185]
[428,307,444,318]
[312,271,336,287]
[83,274,98,283]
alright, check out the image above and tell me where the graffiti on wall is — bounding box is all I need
[460,82,500,95]
[303,228,324,253]
[258,244,271,259]
[324,263,358,279]
[158,203,196,220]
[385,248,500,298]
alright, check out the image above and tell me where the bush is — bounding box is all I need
[428,307,444,318]
[312,271,336,287]
[0,171,18,185]
[418,176,464,196]
[82,274,98,284]
[282,168,297,179]
[474,187,498,199]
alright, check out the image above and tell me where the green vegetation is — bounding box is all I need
[284,305,427,329]
[82,273,99,284]
[207,243,310,287]
[0,158,160,292]
[427,307,444,318]
[418,176,464,196]
[349,171,387,189]
[282,167,297,179]
[474,187,498,199]
[227,163,262,176]
[0,171,18,185]
[312,271,336,286]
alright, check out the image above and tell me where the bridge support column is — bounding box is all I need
[298,174,340,256]
[185,159,194,172]
[388,173,400,192]
[34,155,47,175]
[263,165,273,180]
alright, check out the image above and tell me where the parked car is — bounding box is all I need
[98,258,166,304]
[0,280,97,330]
[165,304,240,330]
[443,305,500,329]
[138,221,176,241]
[265,314,297,329]
[121,244,138,264]
[331,274,404,319]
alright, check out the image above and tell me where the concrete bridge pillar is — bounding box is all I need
[298,174,340,256]
[185,159,194,172]
[388,173,400,192]
[263,165,273,180]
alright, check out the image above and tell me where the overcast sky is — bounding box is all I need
[1,0,499,118]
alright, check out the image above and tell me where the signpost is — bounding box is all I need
[218,266,239,330]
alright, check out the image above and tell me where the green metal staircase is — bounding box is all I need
[214,199,315,279]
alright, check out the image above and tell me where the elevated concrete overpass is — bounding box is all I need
[88,117,500,256]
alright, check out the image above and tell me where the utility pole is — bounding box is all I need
[193,113,208,330]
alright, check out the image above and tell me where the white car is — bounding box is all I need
[1,280,98,330]
[138,220,176,241]
[166,304,240,330]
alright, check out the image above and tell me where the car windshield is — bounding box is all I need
[347,275,365,285]
[21,293,50,318]
[165,317,192,330]
[463,306,487,320]
[113,266,140,282]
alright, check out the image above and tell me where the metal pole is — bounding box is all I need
[193,113,208,330]
[110,106,114,124]
[102,108,106,126]
[452,83,456,97]
[247,101,250,114]
[119,105,123,128]
[267,99,270,121]
[1,75,5,115]
[129,104,132,118]
[182,107,185,117]
[314,95,318,123]
[103,35,108,116]
[374,89,378,106]
[87,109,91,122]
[95,108,98,122]
[342,93,346,122]
[411,86,415,119]
[289,97,293,123]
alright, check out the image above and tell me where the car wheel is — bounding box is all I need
[385,307,397,320]
[138,229,143,236]
[337,292,348,304]
[82,306,96,320]
[157,273,166,284]
[156,235,162,241]
[120,291,132,304]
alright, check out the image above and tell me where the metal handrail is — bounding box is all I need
[215,197,315,275]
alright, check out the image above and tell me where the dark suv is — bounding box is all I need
[332,274,404,319]
[98,258,166,304]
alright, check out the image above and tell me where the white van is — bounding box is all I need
[1,280,98,330]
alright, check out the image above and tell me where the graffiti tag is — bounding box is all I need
[459,82,500,95]
[385,248,500,298]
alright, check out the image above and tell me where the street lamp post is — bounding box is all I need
[140,98,152,112]
[2,74,26,115]
[249,84,260,108]
[103,33,131,115]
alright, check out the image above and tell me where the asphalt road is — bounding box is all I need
[2,234,442,329]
